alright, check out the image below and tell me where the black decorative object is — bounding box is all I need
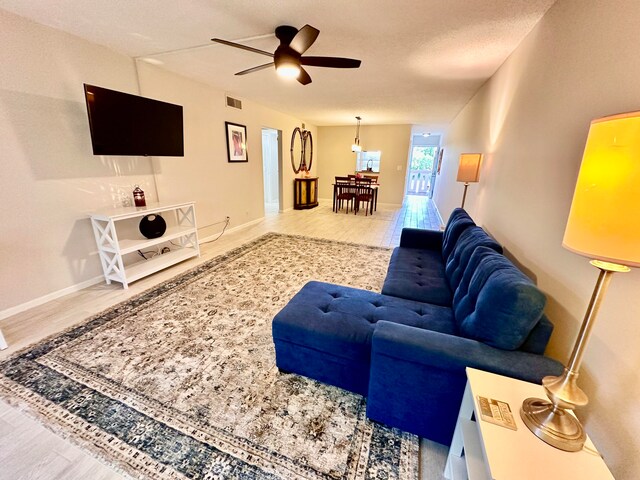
[139,214,166,239]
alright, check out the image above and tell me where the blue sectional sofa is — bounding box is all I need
[271,208,563,445]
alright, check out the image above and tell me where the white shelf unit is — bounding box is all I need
[90,201,200,289]
[444,368,615,480]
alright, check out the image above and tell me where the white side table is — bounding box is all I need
[0,329,7,350]
[444,368,614,480]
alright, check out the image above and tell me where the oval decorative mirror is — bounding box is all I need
[303,130,313,172]
[290,127,304,173]
[290,127,313,174]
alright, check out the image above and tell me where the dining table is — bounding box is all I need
[332,179,379,215]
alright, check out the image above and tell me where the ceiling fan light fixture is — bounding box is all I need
[213,24,361,86]
[275,50,301,79]
[352,116,362,152]
[276,63,301,78]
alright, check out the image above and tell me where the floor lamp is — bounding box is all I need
[456,153,482,208]
[521,111,640,451]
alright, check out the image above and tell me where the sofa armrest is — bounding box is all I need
[366,321,564,444]
[372,321,563,383]
[399,228,443,250]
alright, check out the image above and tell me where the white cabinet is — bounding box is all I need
[444,368,614,480]
[90,201,200,288]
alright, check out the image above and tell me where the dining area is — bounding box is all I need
[332,174,380,215]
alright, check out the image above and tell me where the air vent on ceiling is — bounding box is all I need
[225,95,242,110]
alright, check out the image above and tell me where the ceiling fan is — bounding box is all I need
[211,24,361,85]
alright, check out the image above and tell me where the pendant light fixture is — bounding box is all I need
[352,116,362,152]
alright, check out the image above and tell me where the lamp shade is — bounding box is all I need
[457,153,483,183]
[563,111,640,267]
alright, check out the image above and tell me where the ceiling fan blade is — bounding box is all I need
[211,38,274,57]
[289,25,320,54]
[235,62,274,75]
[297,67,312,85]
[301,56,361,68]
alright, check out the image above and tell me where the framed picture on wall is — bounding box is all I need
[436,148,444,174]
[225,122,248,162]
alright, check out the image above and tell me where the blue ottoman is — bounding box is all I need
[271,281,455,395]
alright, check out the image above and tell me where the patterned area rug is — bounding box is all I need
[0,233,419,480]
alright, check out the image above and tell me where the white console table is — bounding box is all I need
[445,368,614,480]
[90,201,200,289]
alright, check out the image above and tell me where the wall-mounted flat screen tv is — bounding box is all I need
[84,84,184,156]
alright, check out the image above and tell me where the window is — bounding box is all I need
[356,151,381,173]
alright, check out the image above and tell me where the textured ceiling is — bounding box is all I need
[0,0,556,127]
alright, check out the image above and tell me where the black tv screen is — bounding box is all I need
[84,84,184,156]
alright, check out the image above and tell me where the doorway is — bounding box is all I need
[405,135,441,199]
[262,128,281,213]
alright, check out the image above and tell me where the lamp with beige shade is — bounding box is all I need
[521,111,640,451]
[456,153,482,208]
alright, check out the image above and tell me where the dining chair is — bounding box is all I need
[355,177,373,215]
[364,175,379,184]
[335,176,356,213]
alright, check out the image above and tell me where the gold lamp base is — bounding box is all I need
[520,261,629,452]
[520,398,586,451]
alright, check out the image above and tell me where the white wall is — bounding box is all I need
[0,9,157,312]
[0,9,315,314]
[136,63,316,239]
[411,134,441,147]
[434,1,640,477]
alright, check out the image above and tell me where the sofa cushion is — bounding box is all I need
[273,282,456,359]
[441,208,476,261]
[272,281,456,395]
[381,247,452,306]
[452,247,546,350]
[445,226,502,292]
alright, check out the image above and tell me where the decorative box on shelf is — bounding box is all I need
[90,201,200,289]
[294,177,318,210]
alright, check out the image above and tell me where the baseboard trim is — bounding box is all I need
[432,201,445,229]
[0,275,104,321]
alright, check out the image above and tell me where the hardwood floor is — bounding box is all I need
[0,196,446,480]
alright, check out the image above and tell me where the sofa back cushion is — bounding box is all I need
[441,208,476,261]
[445,226,502,292]
[452,246,546,351]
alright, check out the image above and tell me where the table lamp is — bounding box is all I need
[521,111,640,451]
[456,153,482,208]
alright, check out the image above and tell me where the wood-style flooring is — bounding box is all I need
[0,196,447,480]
